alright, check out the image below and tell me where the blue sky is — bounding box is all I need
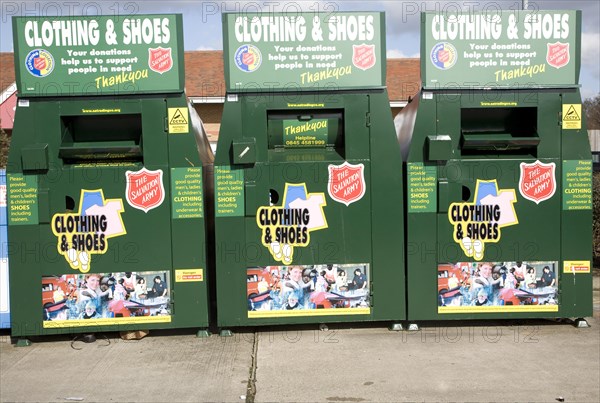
[1,0,599,98]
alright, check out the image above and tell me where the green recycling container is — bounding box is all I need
[396,10,592,322]
[7,14,213,338]
[214,12,406,329]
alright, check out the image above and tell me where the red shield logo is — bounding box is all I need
[352,44,376,71]
[438,50,449,63]
[148,47,173,74]
[34,57,46,70]
[546,42,570,69]
[328,162,366,206]
[519,161,556,204]
[125,168,165,213]
[242,52,255,65]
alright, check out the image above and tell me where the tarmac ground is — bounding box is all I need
[1,277,599,403]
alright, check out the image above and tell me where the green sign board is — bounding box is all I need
[283,119,328,148]
[7,174,38,225]
[171,167,204,219]
[215,166,244,217]
[421,10,581,88]
[562,160,592,210]
[13,14,184,97]
[407,163,437,213]
[223,12,385,92]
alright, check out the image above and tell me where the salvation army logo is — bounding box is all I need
[328,162,366,206]
[125,168,165,213]
[430,42,457,70]
[546,42,570,69]
[234,44,262,72]
[352,44,376,71]
[519,161,556,204]
[25,49,54,77]
[148,47,173,74]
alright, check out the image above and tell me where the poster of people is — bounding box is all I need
[247,264,370,318]
[42,271,171,327]
[438,261,559,313]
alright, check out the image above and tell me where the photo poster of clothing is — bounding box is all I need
[247,263,371,318]
[42,271,171,327]
[437,261,559,313]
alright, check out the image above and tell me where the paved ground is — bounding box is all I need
[1,278,599,403]
[0,333,254,402]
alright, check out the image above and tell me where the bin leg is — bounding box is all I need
[15,338,32,347]
[388,323,404,331]
[407,323,420,331]
[82,333,96,343]
[196,329,211,338]
[220,329,234,337]
[319,323,328,332]
[573,318,590,328]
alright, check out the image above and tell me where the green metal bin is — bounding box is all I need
[397,10,593,323]
[214,12,406,330]
[7,14,213,339]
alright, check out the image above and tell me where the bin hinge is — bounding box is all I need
[365,112,371,127]
[164,116,169,132]
[168,289,174,314]
[558,111,562,127]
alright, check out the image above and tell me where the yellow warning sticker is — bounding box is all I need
[168,107,189,134]
[175,268,204,282]
[562,104,581,129]
[563,260,590,274]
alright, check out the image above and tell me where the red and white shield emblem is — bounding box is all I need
[352,44,376,71]
[125,168,165,213]
[519,161,556,204]
[437,49,450,63]
[34,57,46,70]
[148,47,173,74]
[546,42,570,69]
[328,162,366,206]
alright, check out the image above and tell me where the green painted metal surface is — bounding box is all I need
[398,88,591,322]
[215,91,405,327]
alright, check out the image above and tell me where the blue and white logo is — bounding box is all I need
[25,49,55,77]
[430,42,457,70]
[234,44,262,73]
